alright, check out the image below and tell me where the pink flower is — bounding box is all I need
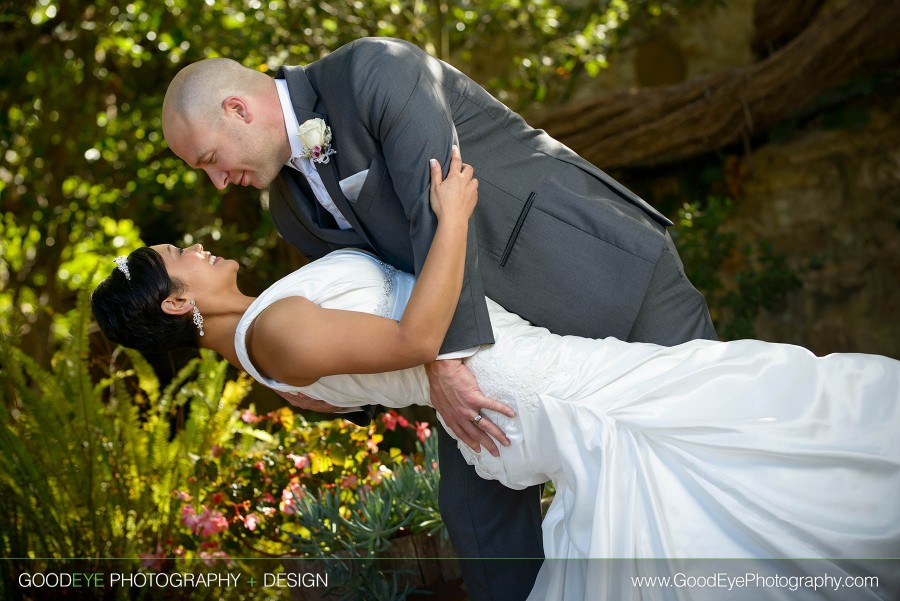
[280,497,296,515]
[198,543,234,567]
[367,464,390,485]
[174,489,192,502]
[181,505,200,531]
[280,481,305,515]
[198,508,229,537]
[340,474,358,489]
[414,421,432,442]
[138,544,166,572]
[242,513,260,531]
[381,410,409,431]
[287,452,309,469]
[183,505,229,537]
[254,461,265,472]
[241,409,259,423]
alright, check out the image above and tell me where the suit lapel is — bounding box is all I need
[276,66,370,247]
[279,170,365,246]
[277,65,323,123]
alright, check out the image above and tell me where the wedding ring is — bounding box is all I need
[472,412,484,426]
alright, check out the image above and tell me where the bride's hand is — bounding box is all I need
[429,145,477,225]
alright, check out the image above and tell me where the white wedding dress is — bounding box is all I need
[235,249,900,600]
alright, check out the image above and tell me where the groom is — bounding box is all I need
[162,37,715,600]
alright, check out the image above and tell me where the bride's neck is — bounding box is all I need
[197,295,256,367]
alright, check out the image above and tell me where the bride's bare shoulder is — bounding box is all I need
[246,296,320,386]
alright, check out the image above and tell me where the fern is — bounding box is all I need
[0,288,253,599]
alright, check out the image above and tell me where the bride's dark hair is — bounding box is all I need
[91,247,199,353]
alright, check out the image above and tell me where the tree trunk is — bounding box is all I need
[530,0,900,169]
[751,0,826,58]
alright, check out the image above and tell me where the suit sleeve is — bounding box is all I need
[346,39,494,353]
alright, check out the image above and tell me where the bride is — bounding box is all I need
[92,152,900,600]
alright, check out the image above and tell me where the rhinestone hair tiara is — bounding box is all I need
[113,256,131,281]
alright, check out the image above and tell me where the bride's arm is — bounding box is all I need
[250,147,477,385]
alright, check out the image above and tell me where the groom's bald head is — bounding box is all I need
[161,58,290,190]
[162,58,270,138]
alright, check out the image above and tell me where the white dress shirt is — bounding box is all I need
[275,79,353,230]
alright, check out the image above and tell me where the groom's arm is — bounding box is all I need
[345,38,493,355]
[340,39,513,454]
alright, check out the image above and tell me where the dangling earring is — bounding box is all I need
[190,300,205,337]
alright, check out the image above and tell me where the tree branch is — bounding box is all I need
[529,0,900,169]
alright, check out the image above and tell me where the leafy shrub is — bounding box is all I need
[0,289,446,600]
[673,196,801,339]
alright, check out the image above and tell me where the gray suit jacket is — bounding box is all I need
[269,37,671,353]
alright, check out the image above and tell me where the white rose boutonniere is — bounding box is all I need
[297,118,336,164]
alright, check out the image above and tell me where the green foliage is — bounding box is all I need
[438,0,703,108]
[719,240,802,340]
[673,197,802,340]
[0,287,253,599]
[670,196,735,297]
[0,286,449,600]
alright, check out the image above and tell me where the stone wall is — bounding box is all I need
[724,97,900,358]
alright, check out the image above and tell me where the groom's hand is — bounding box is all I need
[425,358,515,457]
[272,389,341,413]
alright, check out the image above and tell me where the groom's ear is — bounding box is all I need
[222,96,252,123]
[161,295,193,317]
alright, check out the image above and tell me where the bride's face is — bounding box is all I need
[150,243,239,297]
